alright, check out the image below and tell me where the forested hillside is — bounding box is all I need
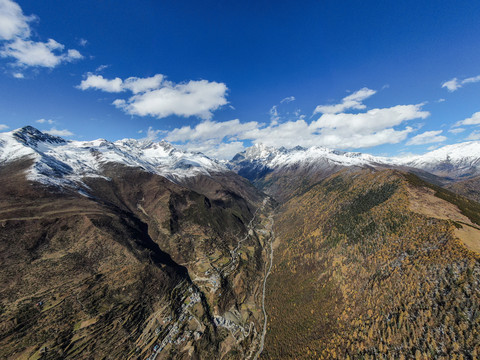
[263,169,480,359]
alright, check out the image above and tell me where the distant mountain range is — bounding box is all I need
[2,126,480,192]
[229,141,480,181]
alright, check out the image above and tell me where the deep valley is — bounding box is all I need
[1,127,480,359]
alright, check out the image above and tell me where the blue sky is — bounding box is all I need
[0,0,480,159]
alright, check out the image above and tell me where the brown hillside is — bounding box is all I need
[263,169,480,359]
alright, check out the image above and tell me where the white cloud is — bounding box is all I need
[163,119,259,159]
[115,80,228,119]
[312,104,428,133]
[241,105,422,149]
[406,130,447,146]
[466,130,480,141]
[314,87,376,114]
[269,105,279,124]
[77,74,124,92]
[454,112,480,127]
[12,71,23,78]
[164,101,429,157]
[36,118,54,124]
[1,38,82,67]
[280,96,295,103]
[78,73,228,120]
[463,75,480,85]
[0,0,32,40]
[442,75,480,92]
[143,126,161,141]
[448,127,465,134]
[0,0,82,69]
[442,78,460,92]
[78,38,88,47]
[43,127,74,137]
[123,74,164,94]
[166,119,259,143]
[95,64,109,72]
[0,124,9,130]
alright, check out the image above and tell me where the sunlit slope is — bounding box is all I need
[263,169,480,359]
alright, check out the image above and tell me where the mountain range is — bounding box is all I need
[3,126,480,192]
[1,126,480,359]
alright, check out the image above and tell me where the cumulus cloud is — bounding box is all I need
[0,0,82,71]
[240,104,426,149]
[164,97,430,157]
[454,111,480,127]
[442,75,480,92]
[123,74,165,94]
[77,74,123,92]
[0,124,9,130]
[465,130,480,141]
[313,87,376,114]
[166,119,259,143]
[161,119,258,159]
[442,78,460,92]
[406,130,447,145]
[78,73,228,120]
[1,38,82,68]
[0,0,32,40]
[43,127,74,137]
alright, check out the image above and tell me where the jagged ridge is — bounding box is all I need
[0,126,227,190]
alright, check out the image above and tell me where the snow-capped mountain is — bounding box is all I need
[394,142,480,178]
[229,142,480,180]
[0,126,227,189]
[3,126,480,192]
[228,143,389,181]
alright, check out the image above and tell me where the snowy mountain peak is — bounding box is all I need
[242,143,281,160]
[230,141,480,181]
[396,141,480,178]
[233,143,384,168]
[13,126,66,147]
[0,126,227,191]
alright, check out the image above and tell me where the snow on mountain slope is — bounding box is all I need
[228,143,389,181]
[0,126,227,189]
[229,141,480,180]
[394,142,480,178]
[243,143,384,167]
[3,126,480,191]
